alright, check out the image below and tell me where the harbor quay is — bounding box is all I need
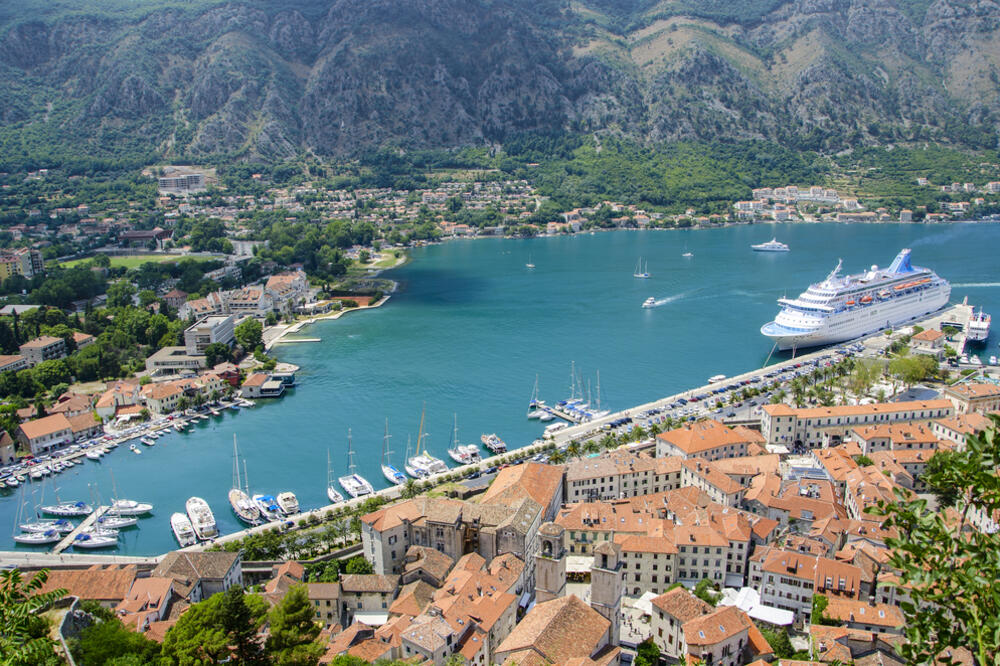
[159,301,974,556]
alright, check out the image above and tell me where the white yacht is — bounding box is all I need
[13,529,61,545]
[339,429,375,498]
[41,500,92,517]
[170,512,197,547]
[642,297,657,309]
[967,308,991,343]
[380,420,406,486]
[751,238,790,252]
[408,408,448,476]
[96,514,137,530]
[633,258,650,279]
[20,518,74,534]
[108,499,153,516]
[276,492,299,515]
[326,449,345,504]
[761,249,951,351]
[447,415,481,465]
[72,531,118,549]
[230,437,261,525]
[480,433,507,454]
[403,436,427,479]
[185,497,218,540]
[253,494,282,522]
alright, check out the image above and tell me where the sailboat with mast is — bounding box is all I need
[326,449,345,504]
[448,414,481,465]
[527,375,547,419]
[404,435,426,479]
[107,469,152,516]
[408,406,449,476]
[380,419,406,486]
[229,435,261,525]
[339,429,375,498]
[633,257,650,279]
[13,486,63,544]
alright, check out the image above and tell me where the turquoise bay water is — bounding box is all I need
[3,222,999,555]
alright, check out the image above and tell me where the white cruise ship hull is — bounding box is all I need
[762,284,951,350]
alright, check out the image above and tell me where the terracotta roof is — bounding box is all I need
[67,413,100,434]
[619,534,678,555]
[18,413,72,440]
[307,583,341,600]
[852,423,939,446]
[651,587,712,621]
[165,289,187,298]
[0,354,25,368]
[762,400,952,419]
[497,595,610,664]
[480,462,563,511]
[911,329,944,342]
[682,459,744,495]
[152,551,239,590]
[389,580,435,617]
[35,565,137,602]
[683,605,752,646]
[657,419,752,455]
[403,545,454,583]
[823,598,904,628]
[934,412,993,436]
[20,335,64,349]
[72,332,94,344]
[946,383,1000,400]
[711,454,780,478]
[340,574,399,594]
[242,373,268,388]
[760,549,863,594]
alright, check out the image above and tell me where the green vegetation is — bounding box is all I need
[70,613,161,666]
[0,569,66,665]
[266,584,324,666]
[868,416,1000,665]
[757,624,794,659]
[60,254,179,269]
[161,586,269,665]
[634,637,661,666]
[811,594,839,626]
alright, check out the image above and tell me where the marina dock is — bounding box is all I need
[273,337,321,344]
[53,506,108,554]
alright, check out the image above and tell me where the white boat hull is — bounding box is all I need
[763,284,951,351]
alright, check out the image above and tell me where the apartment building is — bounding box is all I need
[750,548,864,621]
[850,423,940,455]
[564,451,682,502]
[760,400,953,448]
[18,335,67,366]
[183,315,236,355]
[656,419,752,461]
[944,382,1000,415]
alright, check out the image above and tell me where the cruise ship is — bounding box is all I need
[751,238,790,252]
[761,249,950,351]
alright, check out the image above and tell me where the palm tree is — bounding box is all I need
[547,449,567,465]
[583,439,601,455]
[600,433,617,451]
[565,441,582,460]
[631,425,646,440]
[401,479,418,499]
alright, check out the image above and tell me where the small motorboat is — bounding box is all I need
[130,444,141,454]
[276,491,300,516]
[171,512,198,547]
[96,514,138,529]
[13,529,61,545]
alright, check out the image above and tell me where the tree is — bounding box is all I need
[693,578,719,605]
[220,586,267,665]
[634,637,661,666]
[867,417,1000,665]
[106,280,136,309]
[235,318,263,351]
[73,615,160,665]
[203,342,231,367]
[0,569,66,665]
[810,594,838,626]
[757,624,794,658]
[266,584,324,666]
[344,556,373,575]
[856,455,874,467]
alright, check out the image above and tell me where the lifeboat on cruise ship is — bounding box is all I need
[894,284,907,291]
[878,290,891,298]
[846,300,856,306]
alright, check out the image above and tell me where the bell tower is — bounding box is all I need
[534,522,566,603]
[590,540,624,646]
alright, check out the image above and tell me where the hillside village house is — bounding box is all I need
[0,354,28,374]
[656,419,753,461]
[909,328,946,358]
[16,412,101,454]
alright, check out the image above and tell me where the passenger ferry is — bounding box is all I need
[761,249,950,351]
[966,308,991,343]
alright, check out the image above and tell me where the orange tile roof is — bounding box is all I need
[36,565,137,602]
[481,462,563,511]
[763,400,952,419]
[651,587,712,621]
[18,413,72,440]
[20,335,64,349]
[496,595,610,665]
[683,605,751,646]
[823,598,903,628]
[242,373,269,388]
[657,419,752,455]
[619,534,679,555]
[946,383,1000,400]
[934,412,993,436]
[852,423,939,445]
[911,329,944,342]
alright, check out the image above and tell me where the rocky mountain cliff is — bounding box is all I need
[0,0,997,161]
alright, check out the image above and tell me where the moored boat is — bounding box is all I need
[277,491,299,515]
[252,494,281,522]
[380,419,406,486]
[13,529,61,545]
[171,512,197,547]
[339,430,375,498]
[108,499,153,516]
[72,531,118,549]
[185,497,218,540]
[326,449,345,504]
[41,501,92,517]
[96,514,138,529]
[480,433,507,454]
[230,436,261,525]
[20,518,74,533]
[409,408,448,475]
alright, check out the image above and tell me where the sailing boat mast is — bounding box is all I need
[243,459,251,495]
[382,419,393,465]
[596,370,602,411]
[569,361,576,400]
[416,405,426,456]
[347,429,356,475]
[232,435,241,491]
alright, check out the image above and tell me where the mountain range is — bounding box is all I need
[0,0,998,161]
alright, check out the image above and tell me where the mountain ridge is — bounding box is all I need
[0,0,997,163]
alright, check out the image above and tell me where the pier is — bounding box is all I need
[272,337,321,344]
[53,506,108,554]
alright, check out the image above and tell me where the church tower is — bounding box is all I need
[534,522,566,603]
[590,540,624,646]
